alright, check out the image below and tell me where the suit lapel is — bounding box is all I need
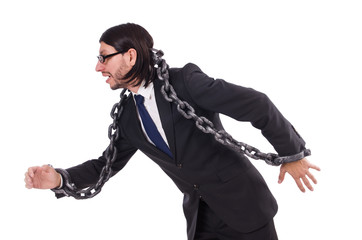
[122,93,149,144]
[123,90,175,160]
[154,79,177,159]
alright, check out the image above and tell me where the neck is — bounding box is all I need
[127,78,146,93]
[125,78,142,93]
[128,84,141,93]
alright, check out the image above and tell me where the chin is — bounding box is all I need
[110,85,120,90]
[110,82,124,90]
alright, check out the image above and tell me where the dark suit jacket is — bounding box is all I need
[63,63,306,239]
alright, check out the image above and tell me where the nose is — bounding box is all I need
[95,61,105,72]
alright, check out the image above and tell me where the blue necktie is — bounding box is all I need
[134,95,173,158]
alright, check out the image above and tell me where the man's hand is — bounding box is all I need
[24,165,61,189]
[278,158,320,192]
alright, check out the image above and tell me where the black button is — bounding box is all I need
[193,184,199,190]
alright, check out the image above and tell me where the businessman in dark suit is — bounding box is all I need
[25,23,320,240]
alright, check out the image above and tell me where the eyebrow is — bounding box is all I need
[99,50,108,55]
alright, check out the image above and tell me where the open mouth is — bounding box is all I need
[102,72,112,83]
[106,76,111,83]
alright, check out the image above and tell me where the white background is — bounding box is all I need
[1,0,361,239]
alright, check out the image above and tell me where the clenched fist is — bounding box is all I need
[25,165,61,189]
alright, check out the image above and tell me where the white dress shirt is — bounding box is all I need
[134,81,170,147]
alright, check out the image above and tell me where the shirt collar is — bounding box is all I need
[136,80,154,100]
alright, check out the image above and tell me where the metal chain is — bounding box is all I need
[52,48,311,199]
[151,49,310,166]
[52,88,130,199]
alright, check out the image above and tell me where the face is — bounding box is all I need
[95,42,136,90]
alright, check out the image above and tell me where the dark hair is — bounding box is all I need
[99,23,156,87]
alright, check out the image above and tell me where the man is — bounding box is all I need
[25,23,320,240]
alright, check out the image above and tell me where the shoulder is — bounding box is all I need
[165,63,207,104]
[166,63,219,106]
[168,63,212,90]
[169,63,204,79]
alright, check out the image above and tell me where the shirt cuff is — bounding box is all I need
[57,173,63,189]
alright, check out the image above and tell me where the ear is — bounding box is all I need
[126,48,137,67]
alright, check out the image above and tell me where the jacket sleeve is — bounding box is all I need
[53,136,137,198]
[64,136,137,190]
[180,63,306,157]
